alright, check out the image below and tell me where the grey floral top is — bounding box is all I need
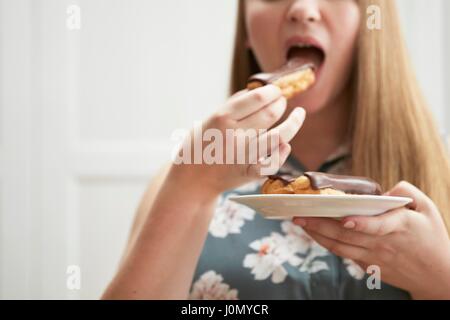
[189,143,411,300]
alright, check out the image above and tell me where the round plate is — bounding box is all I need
[229,194,413,219]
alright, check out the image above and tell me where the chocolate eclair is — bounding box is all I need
[247,60,316,99]
[261,172,382,196]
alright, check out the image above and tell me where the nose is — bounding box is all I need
[287,0,321,25]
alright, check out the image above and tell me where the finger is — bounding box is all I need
[306,230,369,261]
[248,143,291,177]
[222,85,282,121]
[385,181,434,213]
[254,107,305,159]
[238,97,287,130]
[292,217,375,249]
[229,89,248,99]
[340,207,412,236]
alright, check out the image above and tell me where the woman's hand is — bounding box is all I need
[293,181,450,299]
[103,86,306,299]
[172,85,306,196]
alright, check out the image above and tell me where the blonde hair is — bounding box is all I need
[230,0,450,230]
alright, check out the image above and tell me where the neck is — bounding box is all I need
[290,91,352,171]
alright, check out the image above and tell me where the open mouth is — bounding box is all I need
[286,44,326,71]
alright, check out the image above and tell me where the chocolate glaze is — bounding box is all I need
[268,175,295,185]
[304,172,382,195]
[267,172,382,195]
[247,61,315,87]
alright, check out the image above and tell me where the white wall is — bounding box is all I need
[397,0,448,132]
[0,0,449,299]
[0,0,238,300]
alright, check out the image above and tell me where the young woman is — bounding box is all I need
[103,0,450,299]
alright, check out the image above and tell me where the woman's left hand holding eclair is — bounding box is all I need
[293,181,450,299]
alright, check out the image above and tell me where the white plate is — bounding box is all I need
[229,194,413,219]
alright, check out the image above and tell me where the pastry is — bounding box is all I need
[247,62,315,99]
[261,172,382,196]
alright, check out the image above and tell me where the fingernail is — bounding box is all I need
[343,221,356,229]
[294,218,307,227]
[268,84,282,95]
[295,107,305,117]
[292,109,305,124]
[280,143,291,153]
[275,100,287,111]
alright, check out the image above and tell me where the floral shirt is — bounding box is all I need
[189,144,411,300]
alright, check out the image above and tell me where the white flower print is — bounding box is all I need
[298,243,330,274]
[281,221,330,274]
[209,193,255,238]
[244,221,332,284]
[189,271,238,300]
[281,221,315,254]
[343,259,366,280]
[243,233,303,284]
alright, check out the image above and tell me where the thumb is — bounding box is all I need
[386,181,432,213]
